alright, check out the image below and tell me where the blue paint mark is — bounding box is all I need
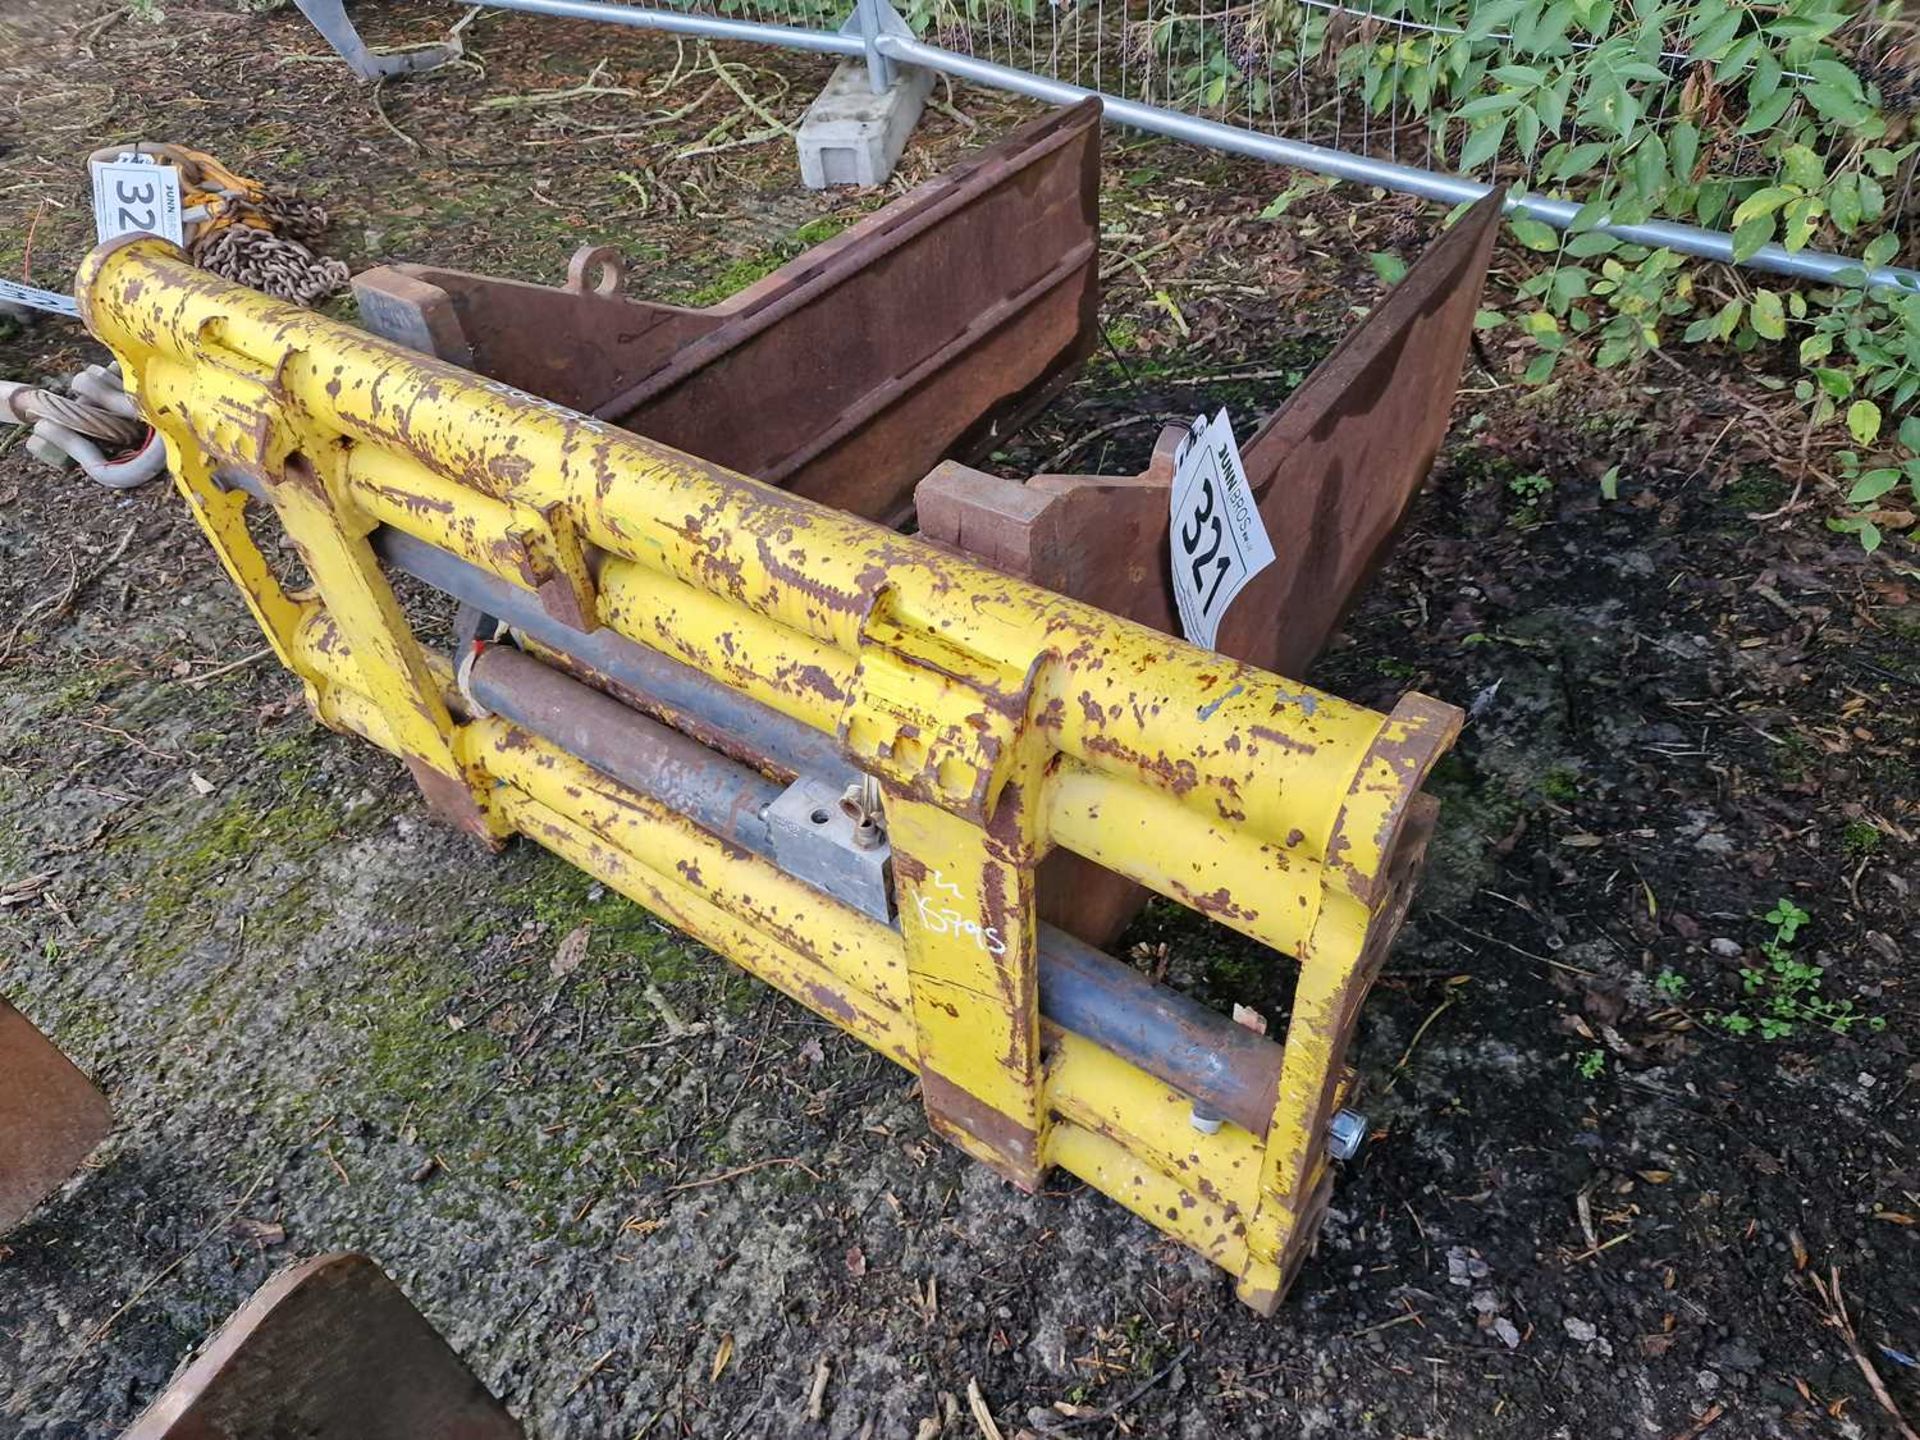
[1198,683,1244,721]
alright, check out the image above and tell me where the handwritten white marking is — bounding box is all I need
[912,870,1006,956]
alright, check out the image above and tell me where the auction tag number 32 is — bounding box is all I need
[89,155,185,248]
[1168,408,1275,651]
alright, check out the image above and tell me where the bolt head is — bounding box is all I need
[1327,1108,1369,1161]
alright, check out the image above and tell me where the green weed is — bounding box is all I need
[1507,471,1554,526]
[1706,899,1886,1040]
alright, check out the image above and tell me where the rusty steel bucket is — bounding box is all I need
[119,1253,523,1439]
[354,101,1103,526]
[0,996,112,1231]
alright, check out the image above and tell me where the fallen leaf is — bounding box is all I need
[552,921,591,979]
[710,1332,734,1383]
[1871,1212,1916,1226]
[189,771,216,796]
[844,1244,867,1278]
[966,1378,1005,1440]
[1637,1170,1673,1185]
[1789,1228,1809,1270]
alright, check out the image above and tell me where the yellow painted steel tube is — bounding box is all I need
[1047,1121,1257,1275]
[1046,754,1323,955]
[341,448,534,591]
[292,608,467,728]
[468,716,912,1016]
[495,788,922,1072]
[79,242,1453,893]
[1044,1028,1266,1218]
[313,682,396,753]
[595,558,850,738]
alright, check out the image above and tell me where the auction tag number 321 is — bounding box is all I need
[89,155,185,247]
[1168,408,1275,651]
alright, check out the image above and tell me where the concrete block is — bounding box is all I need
[796,59,934,189]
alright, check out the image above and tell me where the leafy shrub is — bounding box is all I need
[1129,0,1920,546]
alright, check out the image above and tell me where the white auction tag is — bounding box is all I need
[1168,408,1274,651]
[0,277,79,318]
[90,155,185,247]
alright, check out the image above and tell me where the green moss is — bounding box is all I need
[1723,466,1789,512]
[1842,820,1882,855]
[122,784,349,971]
[504,849,702,983]
[1116,896,1289,1020]
[1773,731,1816,782]
[51,663,135,713]
[1541,766,1581,802]
[325,935,671,1225]
[1417,750,1529,916]
[675,214,855,307]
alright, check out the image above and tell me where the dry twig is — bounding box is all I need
[183,645,274,689]
[1813,1266,1920,1440]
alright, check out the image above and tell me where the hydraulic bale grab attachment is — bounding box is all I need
[78,166,1487,1307]
[84,235,1460,1309]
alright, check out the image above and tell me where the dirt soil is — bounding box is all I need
[1,3,1916,1437]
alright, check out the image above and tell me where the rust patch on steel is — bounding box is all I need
[919,1069,1042,1190]
[802,980,861,1025]
[403,756,501,849]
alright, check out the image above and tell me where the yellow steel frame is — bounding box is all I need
[82,237,1462,1311]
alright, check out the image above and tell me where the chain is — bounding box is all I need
[193,223,351,308]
